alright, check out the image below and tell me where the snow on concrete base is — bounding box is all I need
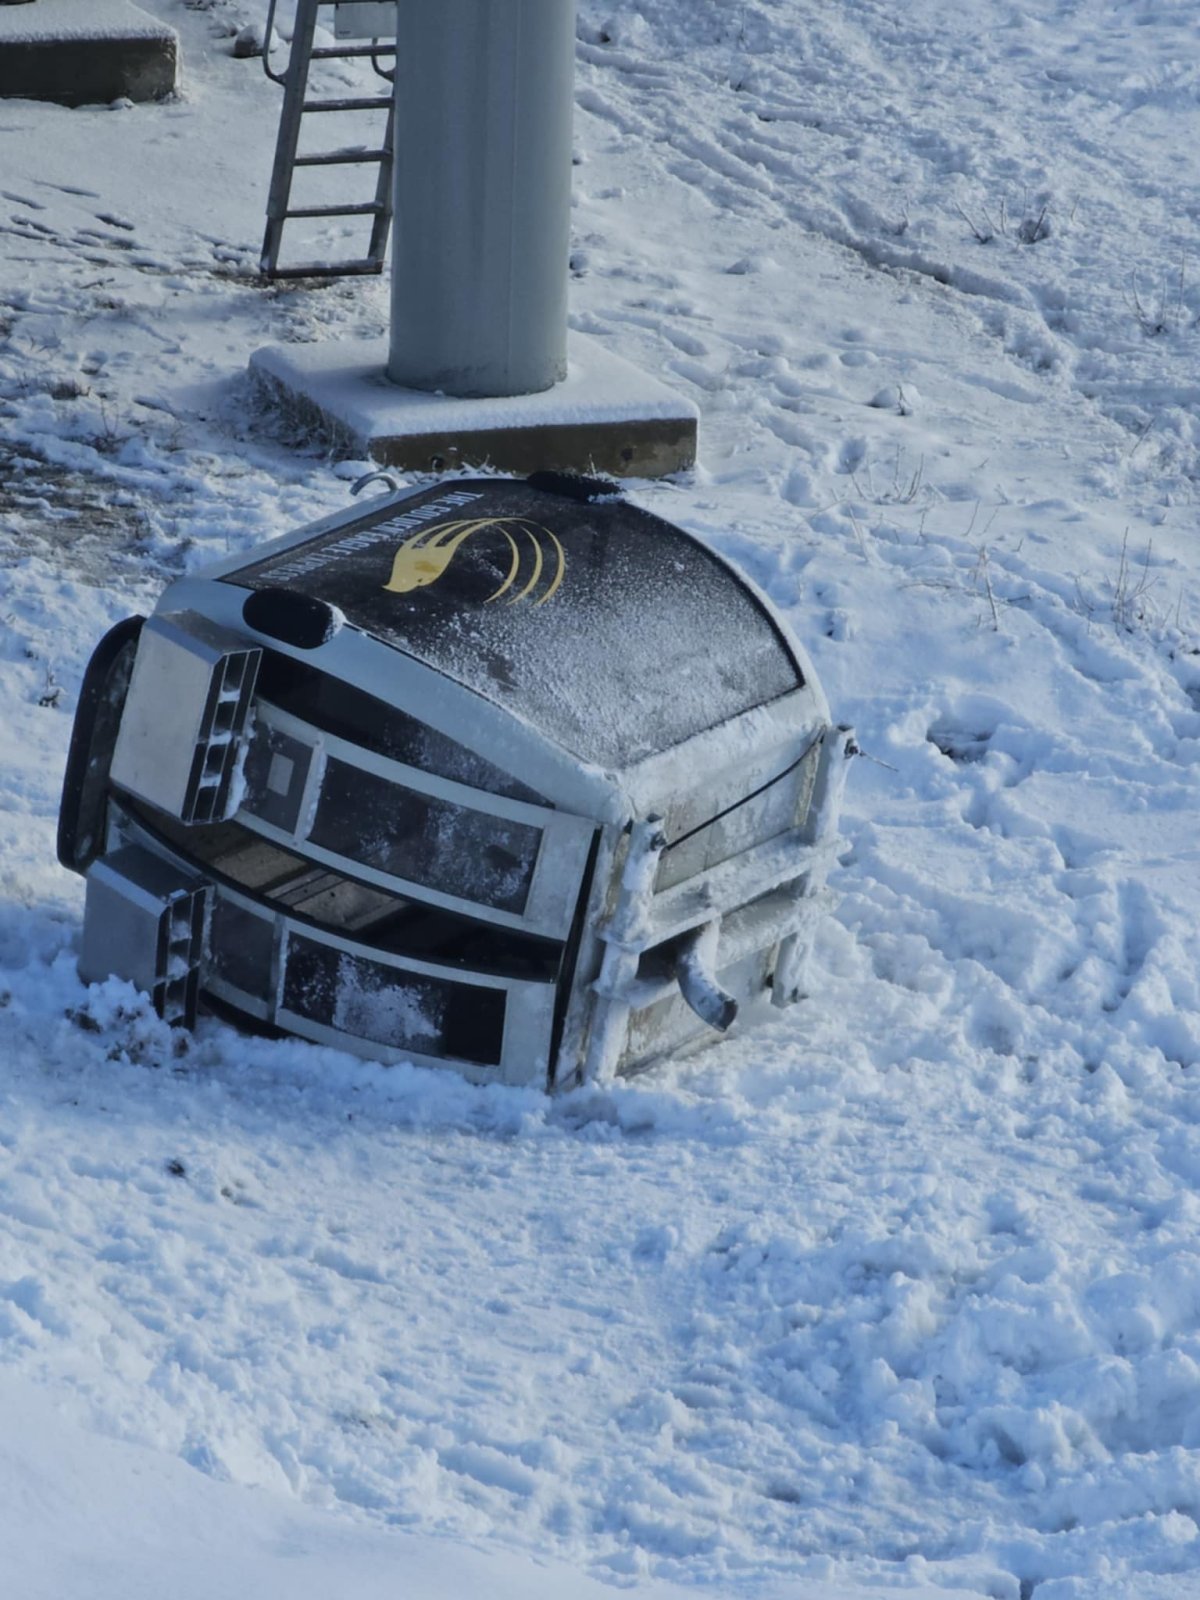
[250,332,699,479]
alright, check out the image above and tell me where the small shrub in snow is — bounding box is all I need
[37,668,61,709]
[1108,531,1160,633]
[1074,530,1170,637]
[1017,206,1051,245]
[47,377,89,402]
[954,195,1054,246]
[1127,261,1188,338]
[850,444,926,506]
[955,200,1001,245]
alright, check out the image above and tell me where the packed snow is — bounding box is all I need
[3,1,1200,1597]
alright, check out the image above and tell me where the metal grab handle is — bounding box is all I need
[263,0,396,83]
[675,925,738,1033]
[261,0,287,83]
[351,470,403,498]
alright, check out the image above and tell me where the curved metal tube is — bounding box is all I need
[675,929,739,1033]
[351,470,403,498]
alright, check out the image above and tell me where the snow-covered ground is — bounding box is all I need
[3,2,1200,1596]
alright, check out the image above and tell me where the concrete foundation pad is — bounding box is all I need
[249,333,699,479]
[0,0,178,106]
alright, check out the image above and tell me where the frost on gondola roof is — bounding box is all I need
[227,477,804,768]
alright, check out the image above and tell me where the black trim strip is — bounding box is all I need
[661,734,822,853]
[57,615,145,873]
[253,650,543,805]
[120,800,564,984]
[546,826,602,1089]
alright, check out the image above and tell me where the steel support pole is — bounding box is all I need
[387,0,576,398]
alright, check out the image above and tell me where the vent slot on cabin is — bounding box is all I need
[110,612,261,826]
[80,844,209,1027]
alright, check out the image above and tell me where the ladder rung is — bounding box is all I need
[310,44,395,59]
[260,0,395,283]
[284,203,386,219]
[294,147,388,166]
[266,259,386,280]
[303,96,391,113]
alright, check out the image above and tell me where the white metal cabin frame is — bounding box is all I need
[64,478,852,1089]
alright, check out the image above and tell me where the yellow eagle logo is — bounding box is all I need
[382,517,566,607]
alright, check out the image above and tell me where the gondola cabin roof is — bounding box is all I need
[220,477,806,773]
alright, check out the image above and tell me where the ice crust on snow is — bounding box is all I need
[3,0,1200,1597]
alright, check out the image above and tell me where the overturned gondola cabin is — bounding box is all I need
[59,474,851,1088]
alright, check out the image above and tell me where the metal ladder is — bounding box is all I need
[260,0,396,279]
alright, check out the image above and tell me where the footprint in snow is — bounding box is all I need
[927,720,993,765]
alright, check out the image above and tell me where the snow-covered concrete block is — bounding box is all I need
[250,332,700,480]
[0,0,178,106]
